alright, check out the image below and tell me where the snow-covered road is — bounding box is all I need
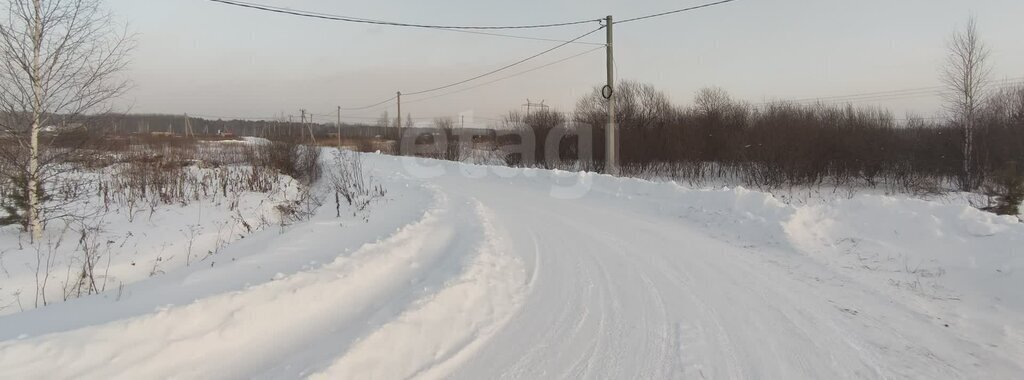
[1,153,1021,379]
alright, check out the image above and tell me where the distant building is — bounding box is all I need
[40,123,85,135]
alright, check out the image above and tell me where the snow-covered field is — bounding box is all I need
[0,151,1022,379]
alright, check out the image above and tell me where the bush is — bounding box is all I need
[982,164,1024,216]
[246,139,322,185]
[327,150,386,219]
[0,172,50,229]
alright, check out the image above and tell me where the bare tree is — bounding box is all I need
[574,80,674,131]
[694,87,733,117]
[433,116,462,162]
[0,0,132,240]
[942,16,991,191]
[987,85,1024,123]
[504,109,565,168]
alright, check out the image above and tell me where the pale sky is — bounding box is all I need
[108,0,1024,125]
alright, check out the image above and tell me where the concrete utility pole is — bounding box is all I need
[300,109,306,141]
[184,113,194,137]
[605,15,618,175]
[337,106,342,148]
[396,91,402,155]
[306,111,317,145]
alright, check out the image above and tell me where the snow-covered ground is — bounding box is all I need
[0,152,1022,379]
[0,138,304,316]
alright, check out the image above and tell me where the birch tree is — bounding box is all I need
[942,16,991,191]
[0,0,132,240]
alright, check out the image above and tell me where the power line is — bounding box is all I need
[208,0,602,30]
[211,0,603,45]
[338,28,600,111]
[403,26,604,96]
[780,86,947,104]
[615,0,738,24]
[214,0,750,118]
[210,0,742,30]
[438,28,605,46]
[339,96,397,111]
[756,77,1024,106]
[803,81,1024,105]
[405,45,605,105]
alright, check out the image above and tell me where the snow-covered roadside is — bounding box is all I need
[0,173,295,315]
[0,138,309,316]
[0,151,422,340]
[784,196,1024,364]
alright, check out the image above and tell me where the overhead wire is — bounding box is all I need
[207,0,745,112]
[208,0,737,47]
[755,77,1024,106]
[210,0,741,29]
[404,45,605,105]
[615,0,738,24]
[338,95,397,111]
[328,28,601,112]
[396,1,741,105]
[438,28,605,46]
[402,26,604,96]
[211,0,606,46]
[207,0,602,30]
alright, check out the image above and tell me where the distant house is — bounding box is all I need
[40,123,85,135]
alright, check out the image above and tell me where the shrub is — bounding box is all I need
[982,163,1024,216]
[246,139,322,185]
[0,172,50,229]
[327,150,386,219]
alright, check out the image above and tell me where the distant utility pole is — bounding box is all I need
[337,106,342,148]
[300,109,306,141]
[306,110,317,145]
[184,113,194,137]
[396,91,402,155]
[605,15,618,175]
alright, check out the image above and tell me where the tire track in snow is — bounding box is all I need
[495,250,595,380]
[309,199,529,380]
